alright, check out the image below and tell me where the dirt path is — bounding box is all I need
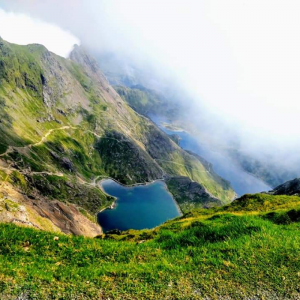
[0,125,199,192]
[30,126,77,148]
[0,126,77,158]
[0,126,76,187]
[0,146,14,158]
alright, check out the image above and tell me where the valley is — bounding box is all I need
[0,37,235,236]
[0,33,299,300]
[151,115,272,196]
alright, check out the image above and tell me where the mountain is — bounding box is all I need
[94,51,168,90]
[269,178,300,196]
[0,178,299,299]
[228,149,299,188]
[0,38,235,235]
[114,84,178,117]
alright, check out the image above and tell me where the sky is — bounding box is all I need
[0,0,299,171]
[0,7,79,57]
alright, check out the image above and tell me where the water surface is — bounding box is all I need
[151,115,271,196]
[97,179,181,232]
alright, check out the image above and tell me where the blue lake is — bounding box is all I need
[150,115,271,196]
[97,179,181,232]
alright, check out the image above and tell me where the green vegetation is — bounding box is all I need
[157,151,235,204]
[0,193,300,299]
[114,85,178,117]
[95,131,163,184]
[68,62,92,93]
[0,38,235,234]
[114,85,159,115]
[0,39,297,298]
[2,37,298,300]
[166,177,222,212]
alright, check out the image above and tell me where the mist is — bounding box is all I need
[1,0,300,183]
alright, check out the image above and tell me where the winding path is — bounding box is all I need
[0,126,76,188]
[30,126,77,148]
[0,124,208,191]
[0,126,77,157]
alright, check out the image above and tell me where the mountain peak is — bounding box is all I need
[69,44,109,87]
[270,178,300,196]
[69,44,98,73]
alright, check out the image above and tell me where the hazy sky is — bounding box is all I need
[0,8,78,57]
[0,0,299,162]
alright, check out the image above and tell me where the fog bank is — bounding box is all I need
[1,0,299,180]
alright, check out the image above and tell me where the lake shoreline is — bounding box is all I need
[97,178,182,232]
[95,176,165,214]
[97,177,182,214]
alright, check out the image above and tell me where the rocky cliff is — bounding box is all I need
[269,178,300,196]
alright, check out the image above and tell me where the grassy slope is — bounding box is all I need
[1,193,300,299]
[0,39,111,207]
[114,84,235,205]
[114,85,162,115]
[0,38,235,220]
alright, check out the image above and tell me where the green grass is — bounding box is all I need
[114,85,155,114]
[1,194,300,299]
[68,62,92,93]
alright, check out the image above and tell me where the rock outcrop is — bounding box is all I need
[0,181,101,237]
[269,178,300,196]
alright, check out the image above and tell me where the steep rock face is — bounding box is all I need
[32,199,102,236]
[269,178,300,196]
[0,39,235,235]
[0,181,101,237]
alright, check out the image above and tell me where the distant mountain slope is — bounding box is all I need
[269,178,300,196]
[228,149,299,188]
[114,84,177,117]
[0,38,235,235]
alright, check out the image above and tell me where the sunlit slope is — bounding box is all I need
[0,38,235,234]
[0,192,299,299]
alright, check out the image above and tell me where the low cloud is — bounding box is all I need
[0,0,299,177]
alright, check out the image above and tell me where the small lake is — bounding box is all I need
[97,179,181,232]
[150,115,272,196]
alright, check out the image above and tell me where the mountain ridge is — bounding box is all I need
[0,38,235,236]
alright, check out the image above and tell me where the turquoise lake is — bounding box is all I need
[97,179,181,232]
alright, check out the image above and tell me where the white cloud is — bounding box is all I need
[105,0,300,146]
[1,0,300,155]
[0,8,79,57]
